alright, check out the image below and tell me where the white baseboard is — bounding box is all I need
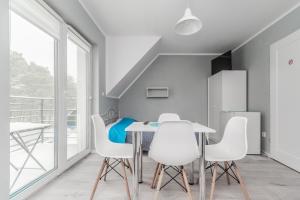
[262,151,273,158]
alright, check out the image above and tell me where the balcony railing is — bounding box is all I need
[10,95,76,126]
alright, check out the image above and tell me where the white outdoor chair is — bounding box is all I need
[150,113,181,188]
[206,116,250,200]
[149,121,200,200]
[158,113,180,122]
[90,114,133,200]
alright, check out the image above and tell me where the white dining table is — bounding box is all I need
[126,122,216,200]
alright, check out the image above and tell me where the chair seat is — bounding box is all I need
[205,144,244,162]
[99,143,133,159]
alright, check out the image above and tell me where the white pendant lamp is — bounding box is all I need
[174,0,202,35]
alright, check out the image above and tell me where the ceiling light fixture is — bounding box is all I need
[174,0,202,35]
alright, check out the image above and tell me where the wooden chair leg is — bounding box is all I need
[126,159,133,174]
[182,168,193,200]
[233,162,251,200]
[209,162,218,200]
[151,163,160,189]
[180,167,188,192]
[154,164,163,189]
[154,165,165,200]
[104,158,110,181]
[90,158,107,200]
[224,161,231,185]
[121,159,132,200]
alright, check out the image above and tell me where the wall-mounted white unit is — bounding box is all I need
[208,70,247,142]
[146,87,169,98]
[220,112,261,154]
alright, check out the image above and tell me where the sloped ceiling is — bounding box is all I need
[106,36,161,97]
[79,0,300,98]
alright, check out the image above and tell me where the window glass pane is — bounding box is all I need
[67,37,88,159]
[9,11,56,194]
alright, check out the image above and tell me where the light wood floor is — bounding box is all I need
[29,154,300,200]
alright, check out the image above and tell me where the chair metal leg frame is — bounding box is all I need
[160,166,187,192]
[154,165,193,200]
[152,165,181,189]
[90,158,133,200]
[209,161,251,200]
[102,158,124,179]
[215,162,239,184]
[206,161,240,184]
[206,161,214,176]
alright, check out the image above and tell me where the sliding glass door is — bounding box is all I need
[9,0,92,197]
[9,10,57,194]
[66,30,91,160]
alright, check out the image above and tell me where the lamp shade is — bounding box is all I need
[174,8,202,35]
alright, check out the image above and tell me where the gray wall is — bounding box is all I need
[232,7,300,153]
[119,55,214,124]
[44,0,118,115]
[0,0,10,199]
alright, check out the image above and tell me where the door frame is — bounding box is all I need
[9,1,93,199]
[270,28,300,171]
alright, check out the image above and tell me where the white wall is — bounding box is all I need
[106,36,161,94]
[0,0,10,199]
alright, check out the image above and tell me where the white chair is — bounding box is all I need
[158,113,180,122]
[150,113,181,188]
[90,114,133,200]
[149,121,200,200]
[206,116,250,200]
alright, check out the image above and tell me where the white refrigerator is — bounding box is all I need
[220,111,261,154]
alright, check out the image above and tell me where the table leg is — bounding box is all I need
[189,159,195,185]
[132,131,141,200]
[189,132,201,185]
[199,132,206,200]
[138,144,143,183]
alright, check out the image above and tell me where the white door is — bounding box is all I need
[270,29,300,172]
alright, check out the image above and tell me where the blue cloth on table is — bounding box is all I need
[109,117,136,143]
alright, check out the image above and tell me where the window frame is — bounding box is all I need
[9,0,93,199]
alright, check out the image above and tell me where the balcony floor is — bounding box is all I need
[10,131,80,194]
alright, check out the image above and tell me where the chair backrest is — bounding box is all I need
[149,121,199,166]
[220,116,248,159]
[91,114,110,155]
[158,113,180,122]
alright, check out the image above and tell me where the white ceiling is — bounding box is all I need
[80,0,300,53]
